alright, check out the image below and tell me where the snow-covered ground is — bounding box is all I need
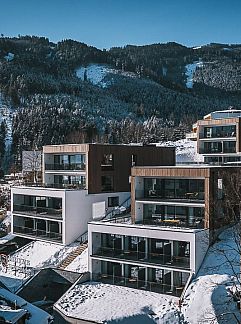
[76,63,136,88]
[182,226,240,323]
[55,281,179,323]
[158,139,204,163]
[65,248,88,273]
[0,93,14,148]
[0,240,81,286]
[185,61,204,88]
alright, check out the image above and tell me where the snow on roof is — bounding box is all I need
[0,287,52,324]
[55,281,177,323]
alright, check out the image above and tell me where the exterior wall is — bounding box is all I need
[87,145,175,194]
[194,229,209,271]
[88,222,207,275]
[11,186,66,244]
[64,191,129,245]
[196,117,241,157]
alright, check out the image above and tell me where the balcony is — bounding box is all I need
[13,225,62,243]
[93,273,185,297]
[93,247,190,269]
[17,182,86,190]
[136,190,205,203]
[140,218,204,229]
[45,163,86,171]
[13,204,62,219]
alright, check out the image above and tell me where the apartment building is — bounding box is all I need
[186,109,241,164]
[88,165,239,297]
[11,144,175,245]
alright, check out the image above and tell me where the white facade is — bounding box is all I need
[11,186,129,245]
[88,221,209,276]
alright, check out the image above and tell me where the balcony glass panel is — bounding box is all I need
[46,154,86,171]
[142,204,204,228]
[202,141,236,154]
[142,178,204,200]
[54,175,86,189]
[95,234,190,269]
[13,216,62,242]
[94,261,188,297]
[13,195,62,218]
[202,125,236,139]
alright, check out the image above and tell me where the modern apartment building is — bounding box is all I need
[186,109,241,164]
[88,165,239,296]
[11,144,175,245]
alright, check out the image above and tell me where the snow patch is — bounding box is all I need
[76,64,136,88]
[185,61,203,88]
[4,53,14,62]
[65,248,88,273]
[157,139,204,163]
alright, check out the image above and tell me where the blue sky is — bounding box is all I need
[0,0,240,48]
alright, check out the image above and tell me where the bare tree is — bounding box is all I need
[22,150,42,183]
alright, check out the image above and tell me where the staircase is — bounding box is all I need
[57,242,88,270]
[102,196,131,221]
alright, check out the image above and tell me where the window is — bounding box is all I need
[101,176,114,192]
[101,154,113,169]
[108,196,119,207]
[131,154,137,166]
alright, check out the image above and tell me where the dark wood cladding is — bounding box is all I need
[87,145,175,194]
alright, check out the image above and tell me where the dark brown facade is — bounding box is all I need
[87,144,175,194]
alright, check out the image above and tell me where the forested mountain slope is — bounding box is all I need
[0,36,241,169]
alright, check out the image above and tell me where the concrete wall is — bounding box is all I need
[64,191,129,245]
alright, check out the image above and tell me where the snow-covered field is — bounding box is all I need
[158,139,203,163]
[182,226,240,323]
[76,63,136,88]
[185,61,204,88]
[0,93,14,148]
[55,281,180,323]
[0,239,84,288]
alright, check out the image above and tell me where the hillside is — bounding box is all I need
[1,36,241,170]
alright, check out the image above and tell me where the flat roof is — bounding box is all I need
[55,281,175,322]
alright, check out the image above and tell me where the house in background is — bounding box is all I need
[186,108,241,164]
[11,144,175,245]
[88,165,239,297]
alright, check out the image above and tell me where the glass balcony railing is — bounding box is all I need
[13,204,62,218]
[136,190,205,201]
[140,218,204,229]
[93,273,185,297]
[16,182,86,190]
[93,247,190,269]
[13,225,62,242]
[45,163,86,171]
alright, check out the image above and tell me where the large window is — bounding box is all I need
[54,175,86,189]
[203,125,236,138]
[144,178,204,200]
[51,154,86,170]
[101,175,114,192]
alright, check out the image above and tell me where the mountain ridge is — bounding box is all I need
[0,35,241,170]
